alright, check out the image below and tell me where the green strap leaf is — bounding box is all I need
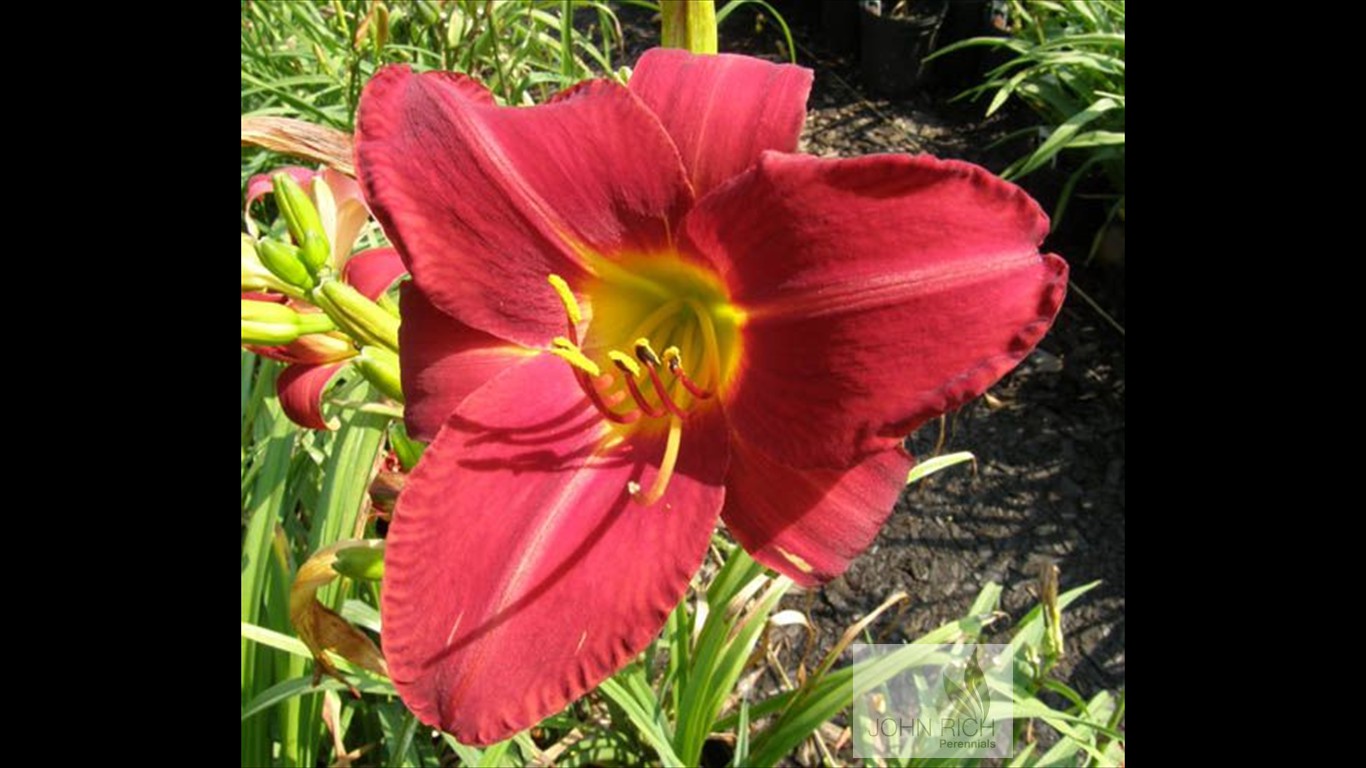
[907,452,977,485]
[599,674,685,767]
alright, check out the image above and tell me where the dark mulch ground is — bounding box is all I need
[614,0,1125,728]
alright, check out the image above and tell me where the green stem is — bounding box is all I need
[485,0,512,103]
[660,0,717,54]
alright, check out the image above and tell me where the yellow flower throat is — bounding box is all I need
[545,255,745,506]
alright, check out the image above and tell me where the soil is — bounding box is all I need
[614,0,1125,740]
[883,1,948,23]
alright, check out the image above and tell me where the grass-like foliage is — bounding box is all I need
[243,355,1122,766]
[242,0,627,188]
[932,0,1125,258]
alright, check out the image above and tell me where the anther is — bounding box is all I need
[607,351,641,379]
[634,338,662,367]
[660,345,714,400]
[549,337,601,378]
[549,337,640,424]
[610,351,666,418]
[632,338,692,418]
[547,273,583,342]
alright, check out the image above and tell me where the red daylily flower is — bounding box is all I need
[355,49,1067,744]
[242,168,407,429]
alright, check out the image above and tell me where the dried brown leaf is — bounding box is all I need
[241,116,355,176]
[289,539,388,688]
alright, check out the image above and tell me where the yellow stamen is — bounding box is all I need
[665,352,714,401]
[607,350,641,378]
[547,274,582,326]
[581,369,641,424]
[625,300,684,351]
[551,338,642,423]
[634,338,662,366]
[685,299,723,387]
[643,355,690,419]
[611,349,667,417]
[549,337,601,378]
[544,261,735,432]
[679,321,700,397]
[629,417,682,506]
[625,376,666,417]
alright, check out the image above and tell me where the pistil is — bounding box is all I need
[628,417,682,507]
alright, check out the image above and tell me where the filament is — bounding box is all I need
[610,352,666,418]
[685,298,722,388]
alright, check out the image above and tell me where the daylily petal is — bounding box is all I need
[382,354,728,744]
[342,247,407,301]
[685,152,1067,468]
[277,362,348,430]
[722,434,914,586]
[398,283,535,442]
[319,168,371,265]
[355,66,694,347]
[629,48,812,198]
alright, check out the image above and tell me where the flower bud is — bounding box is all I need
[256,239,317,290]
[242,299,336,346]
[291,540,389,688]
[354,345,404,402]
[241,234,293,293]
[332,540,387,581]
[312,279,401,352]
[273,171,331,271]
[242,299,302,345]
[299,231,331,275]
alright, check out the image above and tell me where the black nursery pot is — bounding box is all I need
[933,0,990,89]
[859,0,949,98]
[819,0,861,55]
